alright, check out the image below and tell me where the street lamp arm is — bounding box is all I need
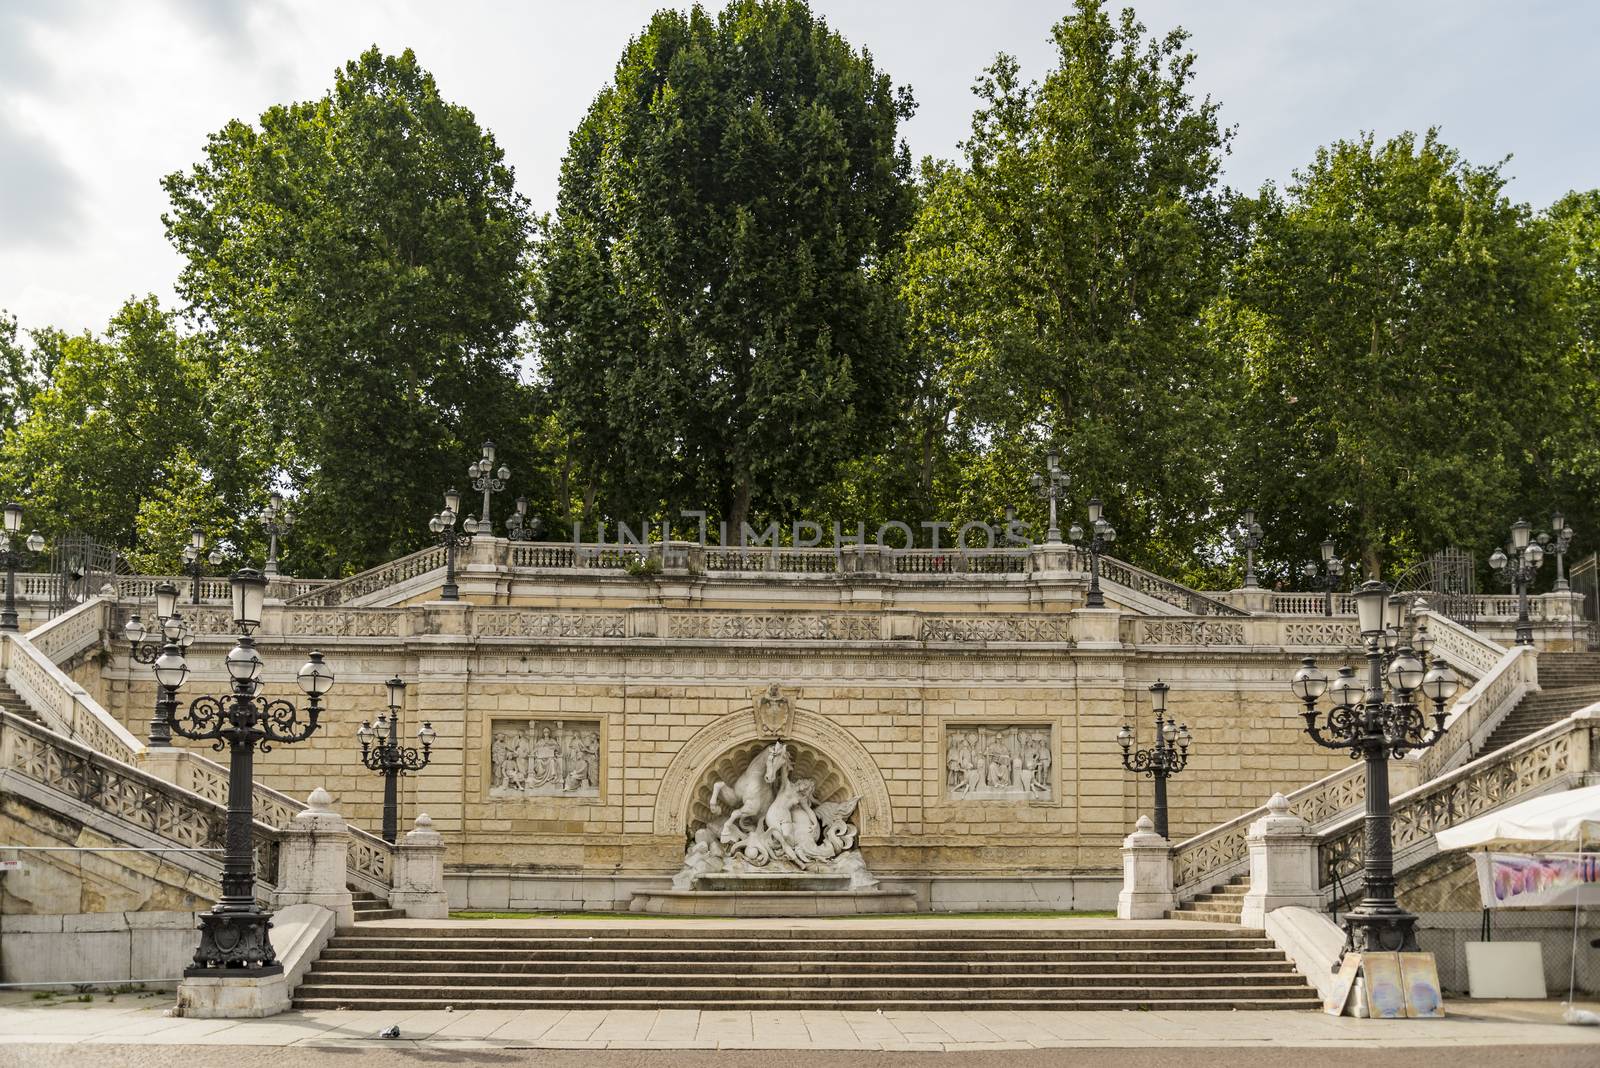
[168,695,232,743]
[1120,747,1163,776]
[259,696,321,748]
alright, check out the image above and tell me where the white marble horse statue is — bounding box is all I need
[709,741,792,847]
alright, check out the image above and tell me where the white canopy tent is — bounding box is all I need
[1436,784,1600,851]
[1434,783,1600,1007]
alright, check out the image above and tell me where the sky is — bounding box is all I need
[2,0,1597,335]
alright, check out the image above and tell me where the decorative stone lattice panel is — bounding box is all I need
[1138,620,1246,646]
[488,718,602,799]
[475,611,626,639]
[944,724,1053,800]
[666,614,881,641]
[1283,621,1361,647]
[919,616,1072,643]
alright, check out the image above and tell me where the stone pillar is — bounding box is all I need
[272,787,354,928]
[389,813,449,919]
[1239,792,1320,928]
[1116,816,1174,920]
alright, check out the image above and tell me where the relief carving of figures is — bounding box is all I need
[674,740,877,890]
[946,725,1052,800]
[489,718,601,798]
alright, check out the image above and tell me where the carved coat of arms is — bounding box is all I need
[750,684,796,737]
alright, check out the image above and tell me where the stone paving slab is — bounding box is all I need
[1,993,1598,1050]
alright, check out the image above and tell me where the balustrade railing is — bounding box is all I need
[1270,592,1357,615]
[2,623,142,765]
[26,595,108,664]
[1098,556,1248,617]
[286,544,447,607]
[1317,710,1595,894]
[0,709,280,901]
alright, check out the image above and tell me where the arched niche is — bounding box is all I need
[652,708,894,839]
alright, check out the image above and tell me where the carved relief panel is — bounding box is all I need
[944,724,1053,801]
[488,718,602,799]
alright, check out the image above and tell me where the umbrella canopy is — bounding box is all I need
[1435,784,1600,850]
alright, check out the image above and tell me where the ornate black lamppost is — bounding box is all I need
[1301,539,1346,617]
[1489,519,1545,647]
[1543,512,1576,593]
[1068,498,1117,608]
[182,526,225,605]
[467,440,510,535]
[506,497,544,542]
[429,488,477,602]
[1240,509,1265,589]
[123,581,185,746]
[261,493,295,578]
[166,569,333,975]
[357,677,436,844]
[1117,680,1191,839]
[1029,450,1066,544]
[1290,581,1459,955]
[1,502,45,632]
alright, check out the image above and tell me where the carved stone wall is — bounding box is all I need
[488,718,602,799]
[944,724,1053,800]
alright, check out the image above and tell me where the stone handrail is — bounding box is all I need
[285,544,447,607]
[1317,708,1596,894]
[1418,607,1505,677]
[2,622,143,765]
[1270,592,1356,615]
[1098,556,1248,617]
[26,595,109,664]
[0,709,281,900]
[0,571,63,599]
[1411,644,1537,782]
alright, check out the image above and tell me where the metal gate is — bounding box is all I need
[47,533,121,616]
[1572,552,1598,650]
[1391,547,1479,628]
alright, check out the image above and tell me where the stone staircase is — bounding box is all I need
[1167,875,1247,924]
[350,889,406,923]
[1479,652,1600,758]
[291,925,1318,1011]
[0,678,39,723]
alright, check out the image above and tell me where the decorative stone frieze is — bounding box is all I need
[488,718,602,798]
[944,724,1053,800]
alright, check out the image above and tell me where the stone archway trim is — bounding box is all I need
[652,708,894,837]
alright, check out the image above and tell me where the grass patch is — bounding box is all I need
[447,909,1116,921]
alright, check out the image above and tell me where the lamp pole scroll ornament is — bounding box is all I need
[430,488,476,602]
[1117,680,1191,840]
[1068,497,1117,608]
[0,502,46,632]
[467,440,510,535]
[1289,580,1458,956]
[356,677,435,844]
[165,568,333,974]
[506,497,544,542]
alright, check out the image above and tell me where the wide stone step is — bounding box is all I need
[291,995,1321,1012]
[321,926,1253,941]
[289,982,1318,1003]
[297,970,1308,991]
[321,933,1269,952]
[317,948,1292,967]
[312,957,1297,976]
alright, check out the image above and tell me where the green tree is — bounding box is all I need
[0,297,212,547]
[1541,190,1600,564]
[898,0,1239,573]
[163,47,534,573]
[535,0,917,532]
[0,313,65,434]
[1216,131,1568,581]
[121,446,235,576]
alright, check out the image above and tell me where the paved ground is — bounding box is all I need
[1,992,1597,1059]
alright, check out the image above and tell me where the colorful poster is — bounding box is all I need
[1472,852,1600,909]
[1398,952,1445,1018]
[1363,952,1407,1019]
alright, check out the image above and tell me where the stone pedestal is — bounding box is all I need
[272,788,354,928]
[176,971,289,1018]
[389,813,449,919]
[1073,607,1122,650]
[1116,816,1174,920]
[1239,792,1320,928]
[138,746,186,787]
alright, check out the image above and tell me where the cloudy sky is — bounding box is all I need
[2,0,1596,335]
